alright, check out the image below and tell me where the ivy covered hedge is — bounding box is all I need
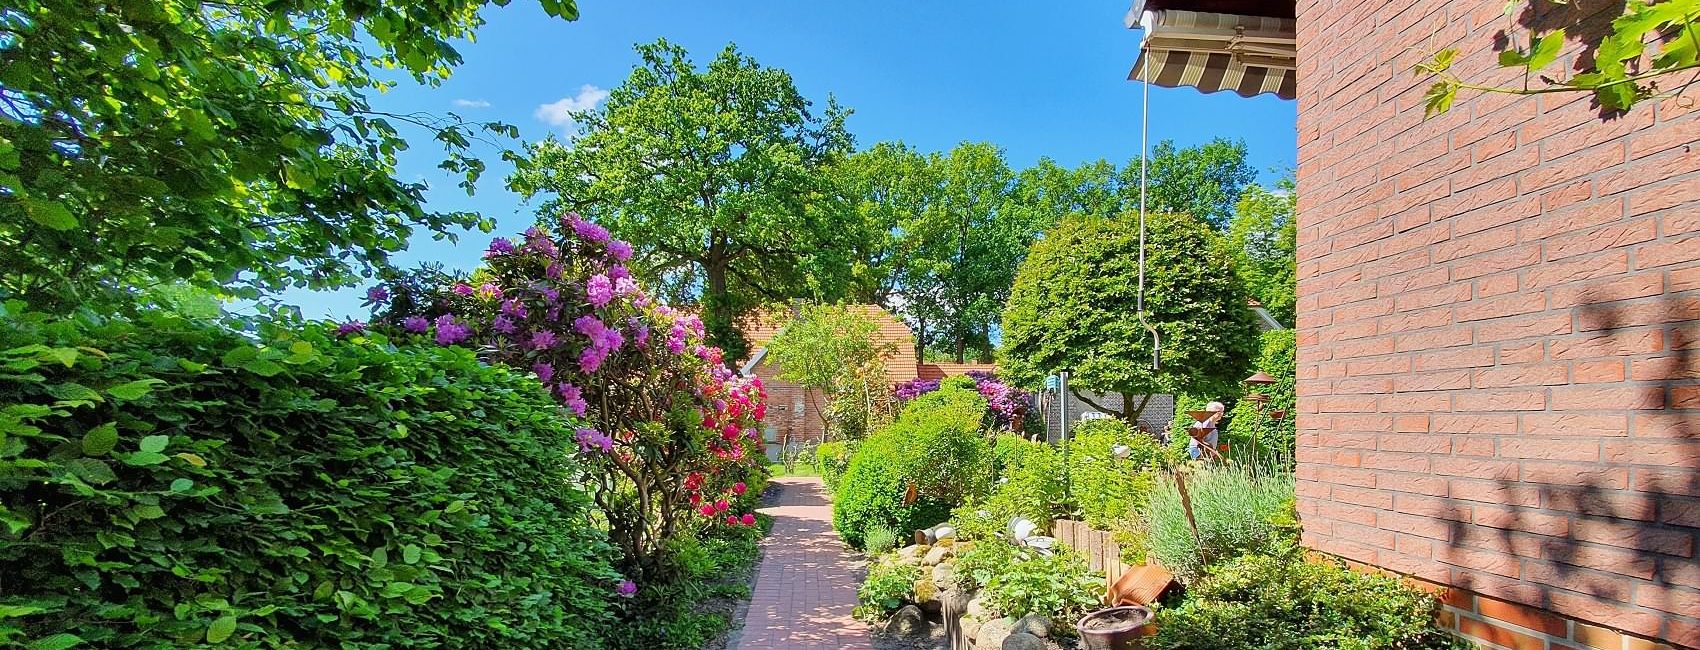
[0,304,622,649]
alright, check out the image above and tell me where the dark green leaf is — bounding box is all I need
[82,423,118,456]
[206,615,237,643]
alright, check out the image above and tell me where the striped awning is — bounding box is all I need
[1128,9,1297,100]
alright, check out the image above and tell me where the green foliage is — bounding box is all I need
[1117,139,1258,230]
[864,526,901,555]
[0,0,574,311]
[1066,419,1168,528]
[1225,330,1296,466]
[765,304,896,439]
[962,543,1100,627]
[832,383,992,548]
[608,515,772,650]
[508,39,853,357]
[1226,180,1296,327]
[1416,0,1700,114]
[1151,552,1469,650]
[0,304,619,649]
[854,557,922,621]
[965,436,1064,535]
[1144,464,1296,581]
[1001,212,1261,424]
[815,439,858,493]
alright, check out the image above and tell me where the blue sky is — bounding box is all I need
[278,0,1297,320]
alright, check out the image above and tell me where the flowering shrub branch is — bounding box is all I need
[365,214,767,585]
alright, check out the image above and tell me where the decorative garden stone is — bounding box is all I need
[932,562,957,587]
[959,613,984,643]
[887,605,929,637]
[897,544,929,565]
[975,617,1016,649]
[914,578,938,605]
[1001,632,1046,650]
[966,596,993,620]
[1012,614,1051,639]
[922,545,953,566]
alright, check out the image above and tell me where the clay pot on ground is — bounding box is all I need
[1076,606,1154,650]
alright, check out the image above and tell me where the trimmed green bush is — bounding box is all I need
[0,305,620,649]
[1144,463,1295,581]
[1224,329,1296,465]
[833,383,992,548]
[1151,551,1469,650]
[815,439,858,493]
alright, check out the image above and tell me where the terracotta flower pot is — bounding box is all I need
[1076,605,1154,650]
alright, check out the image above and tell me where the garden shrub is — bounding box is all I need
[1224,329,1296,466]
[854,556,923,621]
[1151,551,1469,650]
[958,542,1100,629]
[1144,463,1296,581]
[613,515,772,650]
[1066,419,1169,528]
[832,383,992,548]
[969,436,1063,534]
[372,217,768,584]
[815,439,858,492]
[864,525,901,555]
[0,304,621,649]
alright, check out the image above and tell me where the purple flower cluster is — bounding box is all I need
[486,237,515,257]
[569,214,611,245]
[894,378,941,401]
[573,315,624,373]
[558,382,588,416]
[364,287,389,306]
[966,371,1032,429]
[586,274,614,308]
[335,320,367,336]
[616,579,637,597]
[434,315,471,345]
[402,316,430,333]
[575,427,614,453]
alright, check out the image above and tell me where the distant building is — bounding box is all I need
[737,305,995,461]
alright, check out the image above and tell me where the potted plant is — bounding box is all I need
[1076,605,1154,650]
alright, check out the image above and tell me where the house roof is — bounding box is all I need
[917,362,1000,380]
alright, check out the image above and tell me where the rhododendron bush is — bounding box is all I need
[895,372,1033,431]
[366,214,768,583]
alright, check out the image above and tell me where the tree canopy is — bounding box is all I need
[508,39,853,360]
[765,304,897,439]
[1225,178,1297,327]
[1117,138,1258,230]
[0,0,572,311]
[1000,212,1261,424]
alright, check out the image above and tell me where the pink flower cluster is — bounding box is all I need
[367,212,770,569]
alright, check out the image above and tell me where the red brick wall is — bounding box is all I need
[1294,0,1700,647]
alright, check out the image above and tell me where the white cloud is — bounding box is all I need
[452,98,492,109]
[534,84,609,132]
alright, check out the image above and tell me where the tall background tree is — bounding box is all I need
[508,39,853,360]
[764,303,897,440]
[1225,177,1297,327]
[0,0,572,311]
[1000,212,1261,424]
[1117,138,1258,230]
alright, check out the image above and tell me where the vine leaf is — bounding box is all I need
[1527,29,1566,72]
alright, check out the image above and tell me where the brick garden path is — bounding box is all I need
[731,476,873,650]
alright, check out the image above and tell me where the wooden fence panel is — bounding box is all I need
[1051,519,1130,586]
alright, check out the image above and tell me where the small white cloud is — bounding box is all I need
[452,98,492,109]
[534,84,609,132]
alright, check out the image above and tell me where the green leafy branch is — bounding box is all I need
[1416,0,1700,116]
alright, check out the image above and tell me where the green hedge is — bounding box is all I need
[815,439,857,493]
[1151,552,1468,650]
[832,382,991,548]
[0,305,620,649]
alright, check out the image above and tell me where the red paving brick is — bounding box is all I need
[731,476,874,650]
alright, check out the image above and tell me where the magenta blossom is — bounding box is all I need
[364,286,389,305]
[434,315,471,345]
[575,428,613,453]
[530,330,557,350]
[452,282,474,297]
[486,237,515,257]
[478,283,503,300]
[402,316,430,334]
[586,274,614,308]
[501,298,528,319]
[335,320,366,336]
[616,580,637,598]
[533,362,555,384]
[570,215,611,244]
[740,513,756,526]
[608,240,633,262]
[614,277,639,297]
[492,314,517,335]
[558,383,588,416]
[608,265,631,280]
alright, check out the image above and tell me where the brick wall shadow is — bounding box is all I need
[1438,292,1699,644]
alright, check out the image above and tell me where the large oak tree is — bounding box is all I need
[508,39,853,360]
